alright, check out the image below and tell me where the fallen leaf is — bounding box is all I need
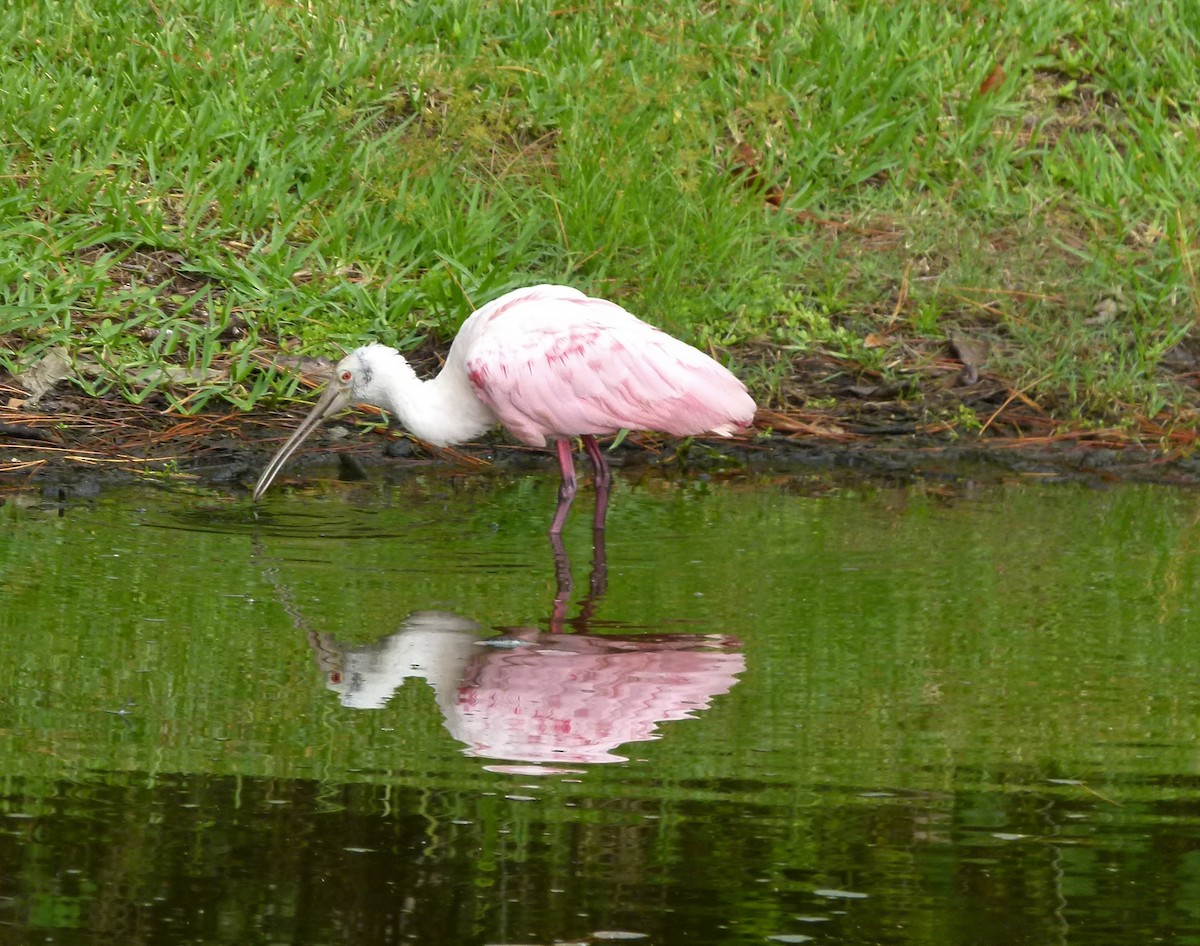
[1084,298,1118,326]
[728,140,785,207]
[949,333,990,385]
[13,347,73,406]
[150,365,226,386]
[978,63,1006,97]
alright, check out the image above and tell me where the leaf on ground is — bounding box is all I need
[1084,298,1119,326]
[147,366,227,387]
[14,346,73,406]
[269,355,337,379]
[949,333,990,385]
[978,63,1006,97]
[68,356,225,391]
[727,141,785,207]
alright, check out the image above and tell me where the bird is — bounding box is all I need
[252,284,756,533]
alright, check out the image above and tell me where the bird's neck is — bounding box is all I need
[372,355,496,447]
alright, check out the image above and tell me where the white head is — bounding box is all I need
[251,344,412,502]
[330,344,416,409]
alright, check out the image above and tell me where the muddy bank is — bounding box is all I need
[3,388,1198,498]
[6,329,1200,496]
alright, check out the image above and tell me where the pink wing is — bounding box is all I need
[456,286,756,447]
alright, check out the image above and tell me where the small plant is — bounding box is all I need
[952,403,984,435]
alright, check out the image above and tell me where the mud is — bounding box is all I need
[4,343,1199,499]
[3,403,1197,501]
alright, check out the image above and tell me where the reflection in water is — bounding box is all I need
[458,630,742,766]
[308,614,743,765]
[292,533,743,766]
[9,482,1200,945]
[308,610,482,711]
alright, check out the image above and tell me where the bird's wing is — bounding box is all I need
[459,288,755,447]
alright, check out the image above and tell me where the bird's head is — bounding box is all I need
[331,343,407,407]
[251,343,405,502]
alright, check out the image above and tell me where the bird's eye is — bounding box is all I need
[340,370,352,383]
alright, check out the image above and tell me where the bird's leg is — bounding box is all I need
[549,438,578,535]
[581,435,612,532]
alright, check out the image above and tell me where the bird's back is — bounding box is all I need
[451,285,755,447]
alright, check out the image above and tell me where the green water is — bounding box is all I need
[2,470,1200,945]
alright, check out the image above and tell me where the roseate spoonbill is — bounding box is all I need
[252,284,756,532]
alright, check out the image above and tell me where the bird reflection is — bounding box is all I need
[297,535,744,767]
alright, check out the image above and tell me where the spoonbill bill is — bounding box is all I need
[252,284,756,532]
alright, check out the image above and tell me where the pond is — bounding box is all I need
[2,465,1200,945]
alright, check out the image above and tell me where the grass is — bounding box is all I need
[1,0,1198,430]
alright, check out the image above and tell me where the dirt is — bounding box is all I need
[4,346,1199,497]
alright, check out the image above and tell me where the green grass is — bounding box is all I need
[1,0,1198,422]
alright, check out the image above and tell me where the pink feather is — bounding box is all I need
[457,286,755,447]
[254,284,757,532]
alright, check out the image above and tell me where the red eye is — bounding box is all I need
[340,370,352,382]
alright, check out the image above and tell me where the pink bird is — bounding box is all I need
[252,284,756,533]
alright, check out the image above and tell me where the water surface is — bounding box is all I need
[2,469,1200,944]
